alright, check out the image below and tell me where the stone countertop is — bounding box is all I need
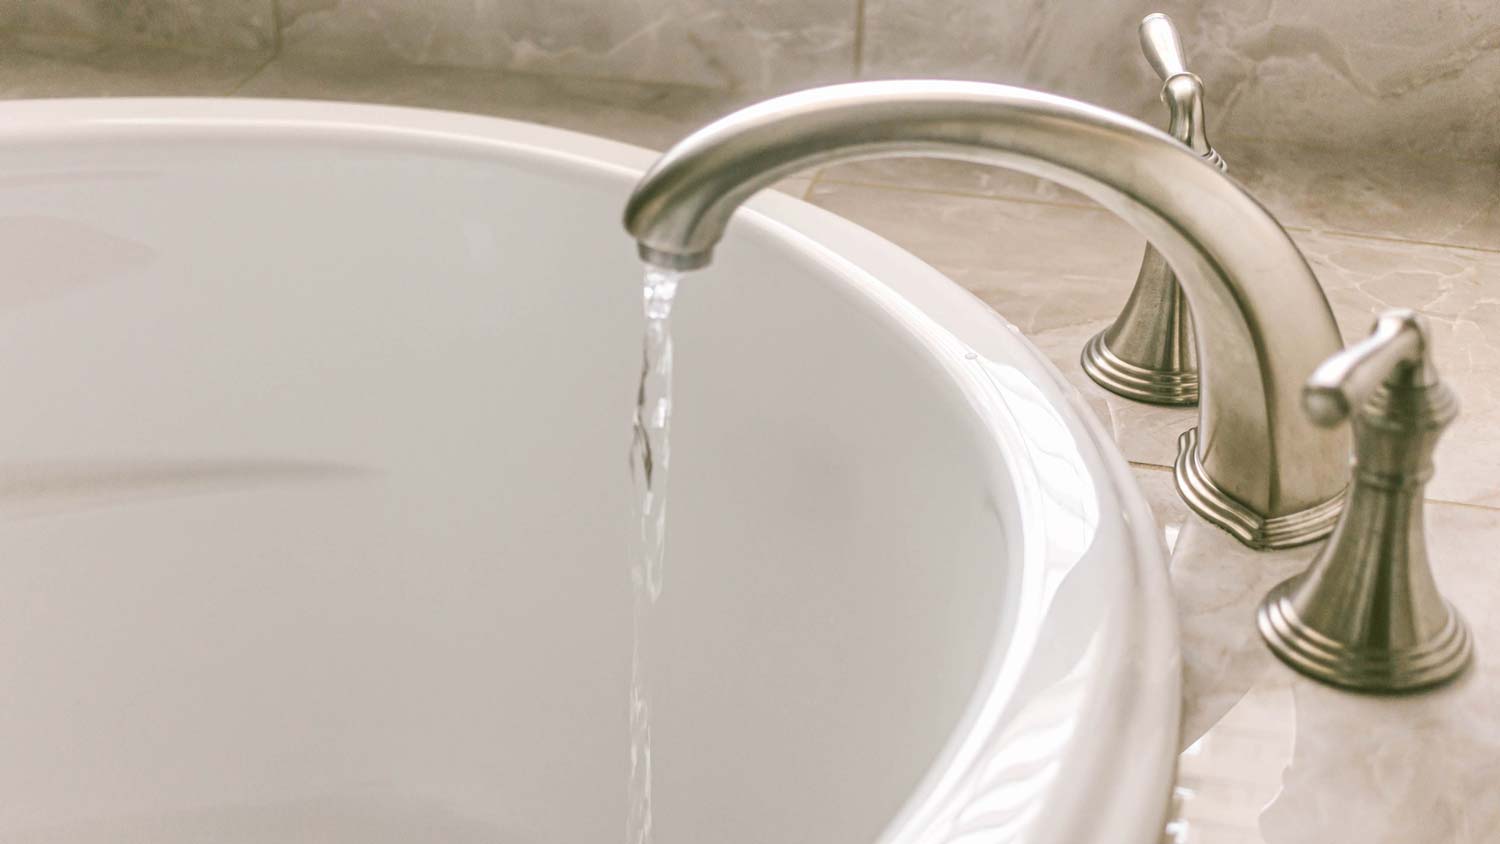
[4,40,1497,843]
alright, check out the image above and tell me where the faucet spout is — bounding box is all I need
[624,80,1348,548]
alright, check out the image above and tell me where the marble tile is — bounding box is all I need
[774,177,814,198]
[820,140,1500,255]
[819,159,1090,209]
[4,0,1500,169]
[1200,1,1500,164]
[235,53,748,151]
[278,0,857,93]
[1130,464,1188,551]
[0,0,276,53]
[1156,488,1500,844]
[0,34,267,97]
[1230,141,1500,252]
[1303,232,1500,508]
[1137,463,1500,844]
[805,179,1500,507]
[861,0,1500,163]
[806,178,1139,332]
[1171,680,1295,844]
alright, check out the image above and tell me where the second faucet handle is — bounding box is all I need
[1139,13,1222,167]
[1139,11,1191,79]
[1080,13,1222,407]
[1259,311,1471,693]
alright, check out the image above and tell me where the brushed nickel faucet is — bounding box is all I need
[1081,13,1223,407]
[623,80,1348,549]
[1259,310,1471,692]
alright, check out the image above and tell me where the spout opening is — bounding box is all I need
[637,243,711,272]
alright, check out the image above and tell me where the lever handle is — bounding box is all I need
[1139,13,1190,81]
[1304,310,1435,426]
[1265,307,1467,693]
[1138,13,1221,164]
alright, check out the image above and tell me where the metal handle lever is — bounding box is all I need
[1139,13,1190,81]
[1304,309,1435,426]
[1136,13,1220,164]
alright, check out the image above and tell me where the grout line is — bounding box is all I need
[1294,226,1500,257]
[1418,497,1500,513]
[227,51,280,95]
[852,0,866,79]
[815,176,1500,256]
[223,0,283,96]
[815,175,1101,212]
[1219,132,1499,168]
[1129,460,1500,514]
[270,0,284,57]
[802,167,825,201]
[225,42,741,107]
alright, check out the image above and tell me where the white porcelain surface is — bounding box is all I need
[0,99,1178,843]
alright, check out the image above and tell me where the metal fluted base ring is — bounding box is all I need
[1081,330,1198,406]
[1258,581,1473,693]
[1173,427,1344,549]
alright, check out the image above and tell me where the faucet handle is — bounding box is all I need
[1080,12,1223,408]
[1304,309,1442,427]
[1139,12,1190,81]
[1137,13,1221,166]
[1258,308,1470,693]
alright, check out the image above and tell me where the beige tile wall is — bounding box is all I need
[0,0,276,53]
[274,0,856,92]
[862,0,1500,160]
[3,0,1498,158]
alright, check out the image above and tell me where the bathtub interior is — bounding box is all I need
[0,133,1026,842]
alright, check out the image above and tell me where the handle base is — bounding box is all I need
[1259,582,1472,694]
[1174,427,1345,549]
[1081,329,1198,405]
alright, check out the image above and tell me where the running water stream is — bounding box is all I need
[627,265,681,844]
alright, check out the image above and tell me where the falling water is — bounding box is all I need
[627,264,681,844]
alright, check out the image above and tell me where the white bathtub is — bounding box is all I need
[0,99,1178,843]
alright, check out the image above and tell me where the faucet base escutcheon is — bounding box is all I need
[1082,321,1198,406]
[1174,427,1346,549]
[1258,584,1472,694]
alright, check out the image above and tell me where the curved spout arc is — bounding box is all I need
[625,80,1346,529]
